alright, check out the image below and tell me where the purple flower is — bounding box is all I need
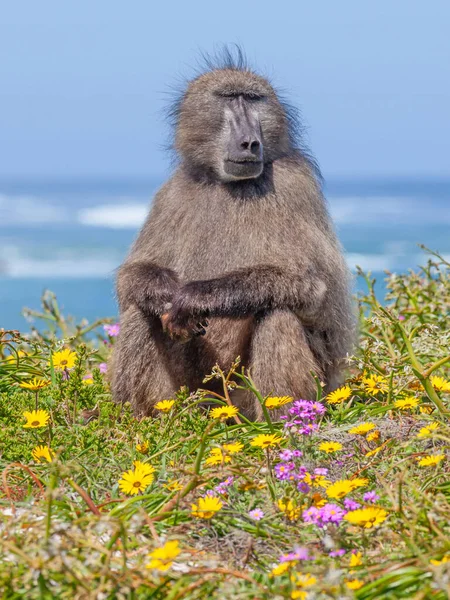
[292,450,303,458]
[214,476,235,495]
[297,465,308,478]
[320,503,346,524]
[314,468,328,476]
[104,323,120,337]
[274,462,296,481]
[249,508,264,521]
[303,506,321,525]
[278,449,293,461]
[398,315,405,321]
[311,401,326,414]
[99,362,108,374]
[363,491,380,503]
[303,504,346,528]
[344,498,361,510]
[280,547,310,562]
[297,481,311,494]
[329,549,346,557]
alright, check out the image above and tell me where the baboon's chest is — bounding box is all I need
[172,196,296,280]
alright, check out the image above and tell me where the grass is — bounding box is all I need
[0,248,449,599]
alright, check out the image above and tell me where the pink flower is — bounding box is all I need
[249,508,264,521]
[330,549,346,557]
[363,491,380,503]
[104,323,120,337]
[99,363,108,374]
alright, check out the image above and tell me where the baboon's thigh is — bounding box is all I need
[111,307,180,416]
[248,310,322,416]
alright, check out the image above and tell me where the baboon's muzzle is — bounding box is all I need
[223,96,264,180]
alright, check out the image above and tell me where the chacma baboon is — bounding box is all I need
[112,50,354,420]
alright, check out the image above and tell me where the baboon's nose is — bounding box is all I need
[240,139,261,154]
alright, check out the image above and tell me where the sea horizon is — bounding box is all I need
[1,175,448,331]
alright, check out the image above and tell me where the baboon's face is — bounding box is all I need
[220,94,264,181]
[175,70,292,182]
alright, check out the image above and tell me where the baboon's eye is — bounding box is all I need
[215,91,266,101]
[243,93,265,101]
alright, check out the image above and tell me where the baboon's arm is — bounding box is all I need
[116,262,179,316]
[164,264,326,332]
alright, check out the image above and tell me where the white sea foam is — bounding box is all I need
[328,195,450,225]
[5,257,118,278]
[77,203,148,229]
[0,251,415,278]
[0,192,445,229]
[0,194,68,225]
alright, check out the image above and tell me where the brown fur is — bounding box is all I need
[112,53,354,419]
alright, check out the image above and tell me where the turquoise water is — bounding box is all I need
[1,177,448,331]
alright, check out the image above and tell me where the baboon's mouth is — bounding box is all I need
[226,159,262,165]
[223,158,264,181]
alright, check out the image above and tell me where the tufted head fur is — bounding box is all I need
[168,47,318,183]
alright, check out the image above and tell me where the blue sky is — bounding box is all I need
[1,0,449,178]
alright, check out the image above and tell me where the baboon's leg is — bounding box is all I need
[111,306,181,417]
[246,310,323,420]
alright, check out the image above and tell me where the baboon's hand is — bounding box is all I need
[161,304,208,343]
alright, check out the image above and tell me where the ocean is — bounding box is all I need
[1,177,449,332]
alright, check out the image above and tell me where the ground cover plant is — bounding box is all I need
[1,248,449,599]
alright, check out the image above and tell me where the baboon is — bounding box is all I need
[112,50,354,420]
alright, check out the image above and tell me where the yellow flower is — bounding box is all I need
[164,480,183,492]
[191,496,223,519]
[363,375,388,395]
[417,422,439,438]
[136,441,149,454]
[209,405,239,420]
[250,433,283,449]
[223,441,244,454]
[271,561,290,576]
[346,579,364,590]
[277,498,301,521]
[417,454,445,467]
[52,348,77,370]
[82,375,94,385]
[430,376,450,393]
[366,430,380,442]
[118,465,154,495]
[344,507,388,528]
[205,448,231,466]
[312,493,327,507]
[365,446,383,458]
[419,422,439,436]
[303,472,331,489]
[349,551,363,567]
[19,378,51,391]
[23,410,50,428]
[325,480,355,499]
[291,573,317,597]
[326,385,352,405]
[32,445,54,463]
[265,396,293,409]
[326,478,367,499]
[319,441,343,453]
[394,397,419,410]
[349,422,376,435]
[132,460,155,476]
[420,405,433,415]
[430,556,450,566]
[146,540,180,571]
[154,399,175,412]
[5,350,27,363]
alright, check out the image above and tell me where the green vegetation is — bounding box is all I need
[0,249,449,599]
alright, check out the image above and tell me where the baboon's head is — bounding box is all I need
[173,54,298,183]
